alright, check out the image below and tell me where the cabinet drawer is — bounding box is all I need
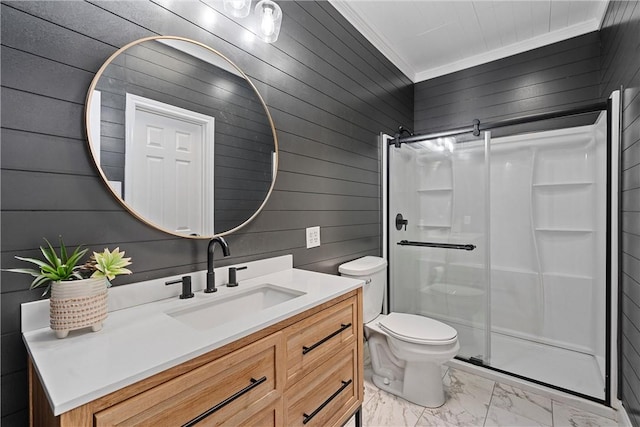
[95,333,282,426]
[284,296,356,382]
[284,344,358,427]
[221,397,282,427]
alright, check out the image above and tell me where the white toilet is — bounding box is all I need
[339,256,459,408]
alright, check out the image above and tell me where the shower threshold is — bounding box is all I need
[459,328,604,401]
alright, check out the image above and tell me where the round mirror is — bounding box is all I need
[85,36,277,238]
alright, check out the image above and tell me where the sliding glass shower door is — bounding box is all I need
[485,116,608,400]
[388,134,490,362]
[387,109,612,401]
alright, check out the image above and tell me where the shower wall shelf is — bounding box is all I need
[417,187,453,192]
[417,222,451,228]
[429,259,484,267]
[534,228,594,233]
[532,181,594,187]
[491,265,539,275]
[543,272,593,280]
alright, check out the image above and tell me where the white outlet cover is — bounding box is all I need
[306,226,320,248]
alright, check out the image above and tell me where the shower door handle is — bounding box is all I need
[397,240,476,251]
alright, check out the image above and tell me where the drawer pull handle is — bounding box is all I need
[182,376,267,426]
[302,379,353,425]
[302,323,352,355]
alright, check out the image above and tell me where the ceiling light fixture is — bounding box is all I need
[223,0,252,18]
[254,0,282,43]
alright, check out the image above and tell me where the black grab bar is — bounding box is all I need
[397,240,476,251]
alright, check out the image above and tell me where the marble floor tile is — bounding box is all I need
[485,404,551,426]
[552,401,618,427]
[355,340,616,427]
[344,415,356,427]
[489,382,553,426]
[416,368,495,427]
[362,388,425,427]
[364,338,372,365]
[364,374,380,406]
[363,344,380,406]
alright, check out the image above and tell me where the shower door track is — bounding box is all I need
[389,102,608,146]
[386,98,616,407]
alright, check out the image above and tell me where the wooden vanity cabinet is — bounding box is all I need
[282,294,361,426]
[94,333,282,426]
[284,296,358,383]
[284,344,359,426]
[29,289,363,427]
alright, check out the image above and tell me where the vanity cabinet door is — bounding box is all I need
[94,333,283,426]
[284,344,358,427]
[283,296,357,383]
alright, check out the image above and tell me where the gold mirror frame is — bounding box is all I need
[85,36,278,239]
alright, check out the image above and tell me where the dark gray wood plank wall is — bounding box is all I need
[0,0,413,422]
[601,1,640,425]
[413,31,601,135]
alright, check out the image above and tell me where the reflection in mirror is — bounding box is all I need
[86,36,277,238]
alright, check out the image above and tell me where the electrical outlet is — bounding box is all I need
[306,226,321,248]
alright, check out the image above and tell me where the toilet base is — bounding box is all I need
[367,332,451,408]
[371,362,445,408]
[371,372,404,399]
[403,361,446,407]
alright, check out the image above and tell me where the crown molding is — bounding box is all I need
[328,0,416,81]
[595,0,611,29]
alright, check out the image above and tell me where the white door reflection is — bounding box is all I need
[125,94,215,236]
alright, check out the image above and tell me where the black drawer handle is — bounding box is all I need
[302,323,352,355]
[302,379,353,425]
[182,376,267,426]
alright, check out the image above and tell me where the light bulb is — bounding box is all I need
[223,0,251,18]
[254,0,282,43]
[261,5,276,37]
[230,0,244,9]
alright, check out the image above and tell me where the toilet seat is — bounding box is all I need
[378,312,457,345]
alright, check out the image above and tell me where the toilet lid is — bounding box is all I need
[378,312,457,345]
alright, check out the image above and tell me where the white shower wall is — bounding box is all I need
[490,117,606,361]
[390,115,608,382]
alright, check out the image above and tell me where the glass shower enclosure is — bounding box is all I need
[389,133,490,364]
[387,103,615,402]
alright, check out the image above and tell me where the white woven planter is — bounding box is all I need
[50,277,108,339]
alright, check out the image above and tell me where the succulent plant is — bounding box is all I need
[5,237,133,296]
[5,236,88,296]
[89,247,132,281]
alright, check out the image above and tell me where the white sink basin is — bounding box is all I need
[166,284,305,330]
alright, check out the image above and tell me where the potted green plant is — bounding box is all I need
[6,236,132,338]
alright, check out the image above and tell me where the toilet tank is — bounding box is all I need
[339,256,387,323]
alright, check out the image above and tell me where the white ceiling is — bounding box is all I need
[329,0,609,83]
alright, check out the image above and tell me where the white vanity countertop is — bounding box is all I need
[21,255,363,416]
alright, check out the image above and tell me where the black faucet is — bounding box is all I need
[205,236,230,293]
